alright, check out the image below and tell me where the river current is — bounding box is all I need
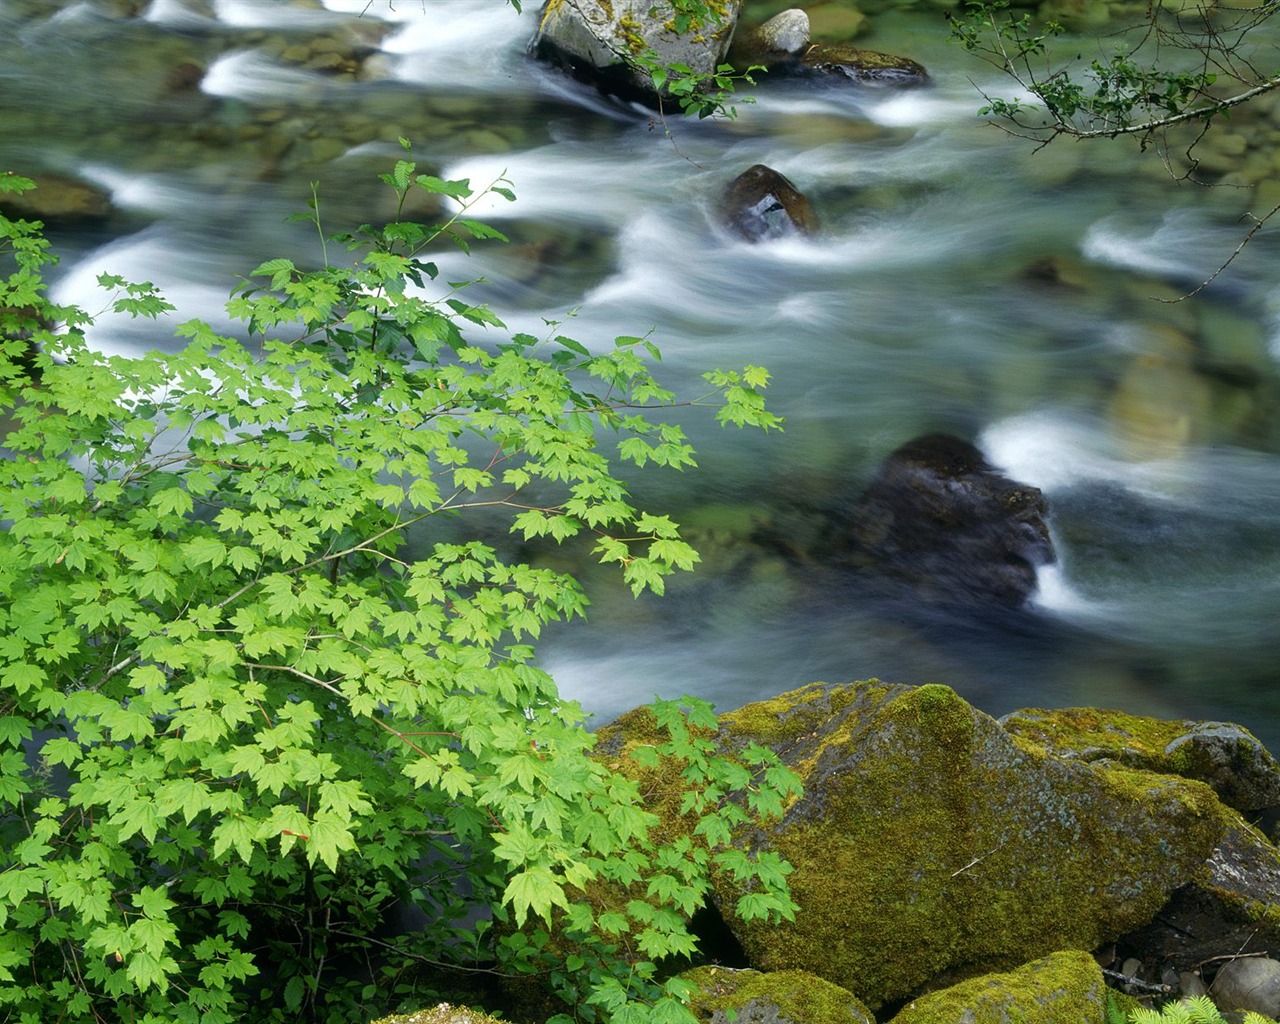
[4,0,1280,743]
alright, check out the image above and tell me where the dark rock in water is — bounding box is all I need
[720,164,818,243]
[828,434,1054,607]
[798,44,930,88]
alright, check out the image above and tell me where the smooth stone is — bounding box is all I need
[1212,956,1280,1017]
[748,9,809,57]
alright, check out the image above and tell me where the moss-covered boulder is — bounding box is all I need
[713,681,1231,1010]
[886,950,1106,1024]
[999,707,1280,813]
[370,1004,506,1024]
[684,966,875,1024]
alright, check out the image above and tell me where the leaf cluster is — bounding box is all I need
[947,0,1273,143]
[0,148,792,1024]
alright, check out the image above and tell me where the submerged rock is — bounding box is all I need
[826,434,1054,608]
[887,950,1107,1024]
[0,173,114,223]
[720,164,819,242]
[684,965,875,1024]
[530,0,743,106]
[711,681,1229,1009]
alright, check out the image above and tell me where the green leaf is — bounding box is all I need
[503,866,569,927]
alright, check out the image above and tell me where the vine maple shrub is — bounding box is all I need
[0,156,799,1024]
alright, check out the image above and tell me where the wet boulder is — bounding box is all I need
[887,950,1107,1024]
[530,0,743,107]
[827,434,1054,608]
[1212,956,1280,1018]
[797,44,930,88]
[720,164,819,243]
[711,681,1229,1010]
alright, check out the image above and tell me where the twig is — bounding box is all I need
[1102,967,1172,995]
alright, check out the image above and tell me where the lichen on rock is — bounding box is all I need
[530,0,744,105]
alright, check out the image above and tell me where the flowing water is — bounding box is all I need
[4,0,1280,743]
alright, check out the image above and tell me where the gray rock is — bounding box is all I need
[531,0,743,106]
[746,9,809,58]
[1212,956,1280,1018]
[1117,822,1280,973]
[1179,971,1209,998]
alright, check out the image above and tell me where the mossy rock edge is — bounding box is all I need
[886,949,1106,1024]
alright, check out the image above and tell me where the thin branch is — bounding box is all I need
[1157,199,1280,302]
[1058,74,1280,140]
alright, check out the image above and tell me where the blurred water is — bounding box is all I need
[3,0,1279,744]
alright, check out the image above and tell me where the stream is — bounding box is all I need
[4,0,1280,745]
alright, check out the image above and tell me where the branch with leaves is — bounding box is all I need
[0,143,794,1024]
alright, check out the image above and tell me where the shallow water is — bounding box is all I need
[4,0,1280,744]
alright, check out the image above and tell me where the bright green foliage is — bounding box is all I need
[1126,993,1274,1024]
[0,155,792,1024]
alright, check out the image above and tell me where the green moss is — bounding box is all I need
[370,1005,505,1024]
[1000,708,1280,811]
[1001,707,1198,765]
[684,966,874,1024]
[719,679,898,753]
[716,683,1232,1010]
[887,950,1106,1024]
